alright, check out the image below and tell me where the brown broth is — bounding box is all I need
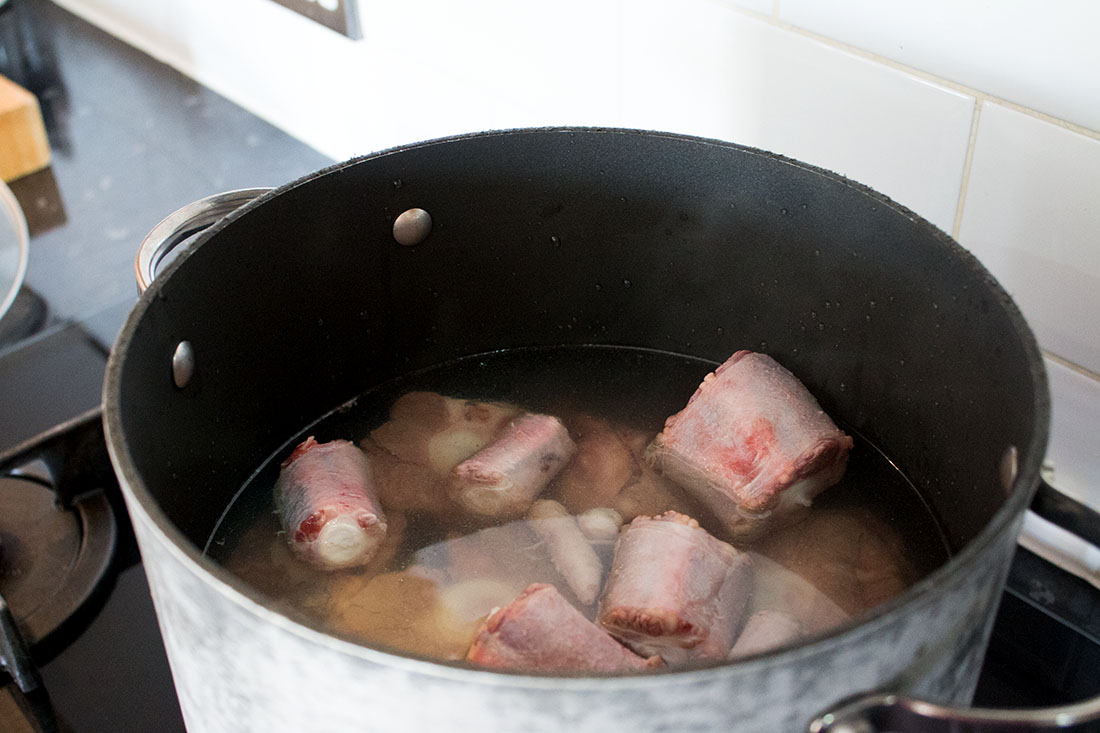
[206,345,951,665]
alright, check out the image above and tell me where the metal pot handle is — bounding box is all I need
[810,481,1100,732]
[809,690,1100,732]
[135,188,272,292]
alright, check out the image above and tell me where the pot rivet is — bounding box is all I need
[172,340,195,389]
[393,208,432,246]
[999,445,1018,494]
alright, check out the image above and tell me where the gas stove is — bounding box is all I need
[0,0,330,728]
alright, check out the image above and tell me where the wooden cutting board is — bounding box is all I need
[0,74,50,182]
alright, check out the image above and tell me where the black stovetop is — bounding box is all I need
[0,0,328,728]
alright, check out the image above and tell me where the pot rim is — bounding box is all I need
[101,125,1051,689]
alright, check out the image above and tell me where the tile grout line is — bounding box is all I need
[951,96,984,240]
[1042,349,1100,384]
[714,0,1100,144]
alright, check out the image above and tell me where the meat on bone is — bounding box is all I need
[449,413,576,519]
[360,391,521,516]
[549,414,638,514]
[526,499,605,606]
[597,511,752,664]
[466,583,661,673]
[727,609,803,660]
[273,437,387,570]
[645,351,853,539]
[755,507,918,618]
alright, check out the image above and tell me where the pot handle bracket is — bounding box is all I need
[809,479,1100,732]
[134,188,272,292]
[809,690,1100,732]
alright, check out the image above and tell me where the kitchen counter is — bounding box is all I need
[0,0,331,448]
[0,6,328,728]
[0,0,331,352]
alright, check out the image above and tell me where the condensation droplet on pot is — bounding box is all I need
[818,323,825,331]
[550,235,561,247]
[814,249,821,256]
[594,283,602,291]
[759,341,768,350]
[392,179,403,189]
[716,327,724,335]
[865,314,872,322]
[172,340,195,389]
[393,208,432,246]
[623,279,631,287]
[1000,446,1018,493]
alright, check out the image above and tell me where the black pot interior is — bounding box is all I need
[113,128,1048,559]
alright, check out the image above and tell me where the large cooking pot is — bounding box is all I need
[102,128,1064,731]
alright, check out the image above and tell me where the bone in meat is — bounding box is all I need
[727,609,803,660]
[361,391,521,515]
[449,413,576,518]
[612,427,705,523]
[466,583,661,673]
[576,507,624,543]
[273,437,388,570]
[755,507,918,618]
[526,499,604,606]
[326,567,481,661]
[747,553,850,636]
[549,415,638,514]
[645,351,853,539]
[597,511,752,664]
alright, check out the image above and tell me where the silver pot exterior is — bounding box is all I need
[102,129,1048,733]
[111,450,1022,733]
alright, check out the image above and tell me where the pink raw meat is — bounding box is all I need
[549,414,639,514]
[597,511,752,664]
[466,583,661,673]
[274,437,388,570]
[727,609,803,660]
[360,391,521,515]
[449,413,576,518]
[645,351,853,538]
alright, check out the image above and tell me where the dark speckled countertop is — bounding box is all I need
[1,0,332,351]
[0,3,330,730]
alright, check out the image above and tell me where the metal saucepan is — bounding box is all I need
[99,128,1096,731]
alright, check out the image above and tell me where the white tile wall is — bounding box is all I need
[958,102,1100,375]
[43,0,1100,514]
[620,0,974,232]
[777,0,1100,133]
[722,0,773,16]
[1045,358,1100,510]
